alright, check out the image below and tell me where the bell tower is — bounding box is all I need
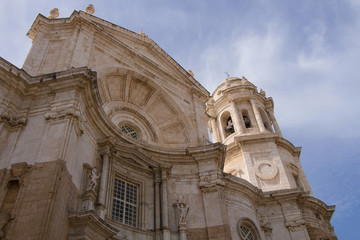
[206,76,311,192]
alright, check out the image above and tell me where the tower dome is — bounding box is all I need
[206,76,310,192]
[207,76,281,145]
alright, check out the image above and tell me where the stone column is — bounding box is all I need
[179,224,187,240]
[251,100,266,133]
[268,110,283,137]
[217,115,226,142]
[155,177,161,239]
[98,148,110,219]
[230,100,244,134]
[161,170,170,240]
[209,118,220,142]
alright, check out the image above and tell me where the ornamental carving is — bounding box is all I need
[0,112,27,127]
[285,219,306,232]
[44,108,80,121]
[260,220,273,235]
[199,175,225,192]
[254,161,278,181]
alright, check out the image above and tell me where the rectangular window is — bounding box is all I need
[112,178,138,227]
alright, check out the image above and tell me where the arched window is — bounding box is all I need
[239,225,256,240]
[238,218,260,240]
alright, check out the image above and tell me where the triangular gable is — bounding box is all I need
[27,10,209,96]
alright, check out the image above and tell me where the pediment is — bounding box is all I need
[81,12,207,95]
[25,11,210,149]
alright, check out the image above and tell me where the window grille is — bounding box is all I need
[112,178,138,227]
[239,225,255,240]
[121,125,137,139]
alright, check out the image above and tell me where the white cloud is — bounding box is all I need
[196,11,360,139]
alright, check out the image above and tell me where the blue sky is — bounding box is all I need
[1,0,359,238]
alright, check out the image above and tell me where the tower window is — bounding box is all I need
[112,178,138,227]
[121,125,138,139]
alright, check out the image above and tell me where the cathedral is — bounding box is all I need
[0,6,337,240]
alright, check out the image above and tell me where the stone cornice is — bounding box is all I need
[299,195,336,218]
[222,173,263,200]
[186,143,226,168]
[233,133,301,157]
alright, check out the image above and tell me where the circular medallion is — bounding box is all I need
[254,161,278,180]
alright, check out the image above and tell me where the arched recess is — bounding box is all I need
[96,67,197,147]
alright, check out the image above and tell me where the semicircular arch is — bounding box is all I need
[98,67,197,147]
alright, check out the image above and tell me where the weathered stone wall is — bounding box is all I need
[0,160,78,240]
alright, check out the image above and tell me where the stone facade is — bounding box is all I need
[0,9,336,240]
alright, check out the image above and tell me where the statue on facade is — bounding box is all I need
[176,202,189,224]
[226,117,234,133]
[243,116,251,128]
[87,167,101,191]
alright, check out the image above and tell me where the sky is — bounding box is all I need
[0,0,359,238]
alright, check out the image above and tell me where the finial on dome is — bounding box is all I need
[86,4,95,15]
[140,30,148,38]
[188,70,195,77]
[49,8,59,19]
[260,89,266,97]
